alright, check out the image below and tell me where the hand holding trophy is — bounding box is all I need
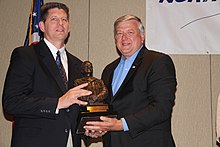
[74,61,116,134]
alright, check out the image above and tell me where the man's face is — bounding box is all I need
[84,63,92,74]
[115,20,145,59]
[82,62,93,75]
[39,8,70,44]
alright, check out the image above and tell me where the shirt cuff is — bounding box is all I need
[55,108,59,114]
[121,118,129,131]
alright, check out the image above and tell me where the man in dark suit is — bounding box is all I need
[84,15,177,147]
[2,2,92,147]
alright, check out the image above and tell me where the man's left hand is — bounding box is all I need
[83,116,123,132]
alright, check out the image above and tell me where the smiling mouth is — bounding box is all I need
[56,30,64,33]
[56,27,65,32]
[122,43,130,46]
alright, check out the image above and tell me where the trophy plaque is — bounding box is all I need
[74,61,116,134]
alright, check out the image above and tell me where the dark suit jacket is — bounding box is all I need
[101,46,177,147]
[2,40,83,147]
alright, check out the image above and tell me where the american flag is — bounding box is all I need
[24,0,44,46]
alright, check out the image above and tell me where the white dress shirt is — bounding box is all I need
[44,38,73,147]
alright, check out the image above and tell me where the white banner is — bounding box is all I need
[146,0,220,54]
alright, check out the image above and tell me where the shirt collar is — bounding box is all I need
[44,38,66,59]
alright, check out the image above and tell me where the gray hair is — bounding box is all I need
[114,14,145,36]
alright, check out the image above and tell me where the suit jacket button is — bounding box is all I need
[65,129,68,133]
[66,109,70,112]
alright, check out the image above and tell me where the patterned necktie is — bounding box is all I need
[56,51,68,89]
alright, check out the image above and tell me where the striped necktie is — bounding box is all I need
[56,51,68,89]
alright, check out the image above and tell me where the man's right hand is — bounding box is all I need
[57,83,92,109]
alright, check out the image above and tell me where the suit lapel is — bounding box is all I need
[36,41,67,93]
[66,51,82,89]
[109,62,118,97]
[67,52,74,89]
[111,47,146,101]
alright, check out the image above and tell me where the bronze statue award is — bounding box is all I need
[75,61,116,134]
